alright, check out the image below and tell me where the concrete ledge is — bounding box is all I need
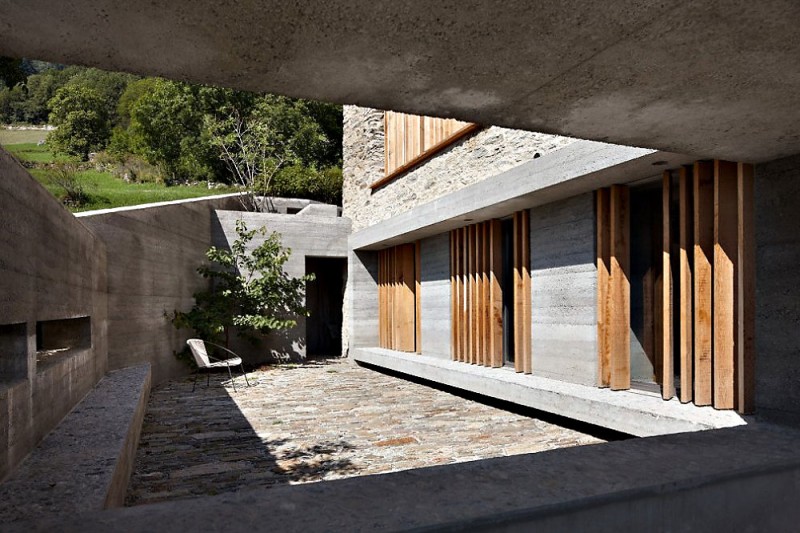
[350,140,695,250]
[0,364,151,522]
[352,348,746,437]
[75,193,243,217]
[6,425,800,532]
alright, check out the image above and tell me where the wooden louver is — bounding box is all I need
[450,212,531,372]
[596,161,755,413]
[378,243,420,353]
[374,111,479,189]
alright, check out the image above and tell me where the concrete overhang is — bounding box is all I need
[349,139,694,251]
[1,2,799,162]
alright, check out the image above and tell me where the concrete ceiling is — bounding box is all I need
[1,1,799,162]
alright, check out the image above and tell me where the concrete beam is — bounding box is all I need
[350,140,694,250]
[1,2,798,162]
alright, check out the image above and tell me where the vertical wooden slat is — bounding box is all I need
[515,211,521,372]
[609,185,631,390]
[662,171,674,399]
[450,232,456,360]
[477,223,484,365]
[461,227,468,362]
[483,223,491,366]
[399,244,418,352]
[679,166,694,403]
[596,189,611,387]
[693,161,714,406]
[415,240,422,354]
[521,210,532,374]
[714,160,738,410]
[489,220,503,368]
[379,250,384,347]
[468,225,475,363]
[471,224,479,364]
[737,163,755,414]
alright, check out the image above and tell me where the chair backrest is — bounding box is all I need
[186,339,211,368]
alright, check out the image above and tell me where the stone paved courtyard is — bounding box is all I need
[126,359,605,506]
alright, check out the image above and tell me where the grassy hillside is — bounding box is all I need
[0,128,48,145]
[2,141,236,213]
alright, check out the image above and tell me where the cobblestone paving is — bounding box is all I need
[126,359,605,506]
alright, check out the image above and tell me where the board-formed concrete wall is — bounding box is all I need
[529,194,598,386]
[754,153,800,423]
[342,106,576,355]
[80,195,241,383]
[212,209,350,363]
[0,150,108,480]
[420,234,452,359]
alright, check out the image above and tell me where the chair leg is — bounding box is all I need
[226,364,236,392]
[207,372,210,388]
[240,364,250,387]
[192,371,198,393]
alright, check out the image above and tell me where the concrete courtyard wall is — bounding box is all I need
[79,195,241,384]
[212,209,350,364]
[0,149,108,480]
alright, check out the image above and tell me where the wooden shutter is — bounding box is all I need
[378,243,419,352]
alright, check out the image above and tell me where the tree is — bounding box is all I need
[47,85,110,160]
[0,57,25,89]
[168,219,312,350]
[206,106,287,211]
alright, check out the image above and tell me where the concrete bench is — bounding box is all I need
[0,364,151,522]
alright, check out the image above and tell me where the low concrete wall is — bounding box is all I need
[0,364,151,522]
[79,195,242,383]
[212,209,350,363]
[0,149,108,480]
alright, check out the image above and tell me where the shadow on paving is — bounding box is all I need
[125,365,356,506]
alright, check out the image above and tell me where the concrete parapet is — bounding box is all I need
[0,364,151,522]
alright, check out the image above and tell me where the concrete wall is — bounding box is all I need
[347,251,379,353]
[0,150,108,480]
[529,194,598,386]
[212,209,350,363]
[755,153,800,423]
[420,234,451,359]
[80,195,241,384]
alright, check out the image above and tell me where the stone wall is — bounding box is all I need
[0,149,108,480]
[342,105,576,233]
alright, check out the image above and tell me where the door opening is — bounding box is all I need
[305,257,347,357]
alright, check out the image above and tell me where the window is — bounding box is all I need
[35,316,92,370]
[450,211,531,372]
[378,243,421,352]
[596,161,754,413]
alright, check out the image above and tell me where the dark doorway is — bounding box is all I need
[305,257,347,357]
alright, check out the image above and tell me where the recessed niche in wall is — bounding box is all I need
[0,322,28,384]
[35,316,91,370]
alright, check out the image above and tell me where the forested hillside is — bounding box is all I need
[0,58,343,207]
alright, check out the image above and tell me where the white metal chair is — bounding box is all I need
[186,339,251,392]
